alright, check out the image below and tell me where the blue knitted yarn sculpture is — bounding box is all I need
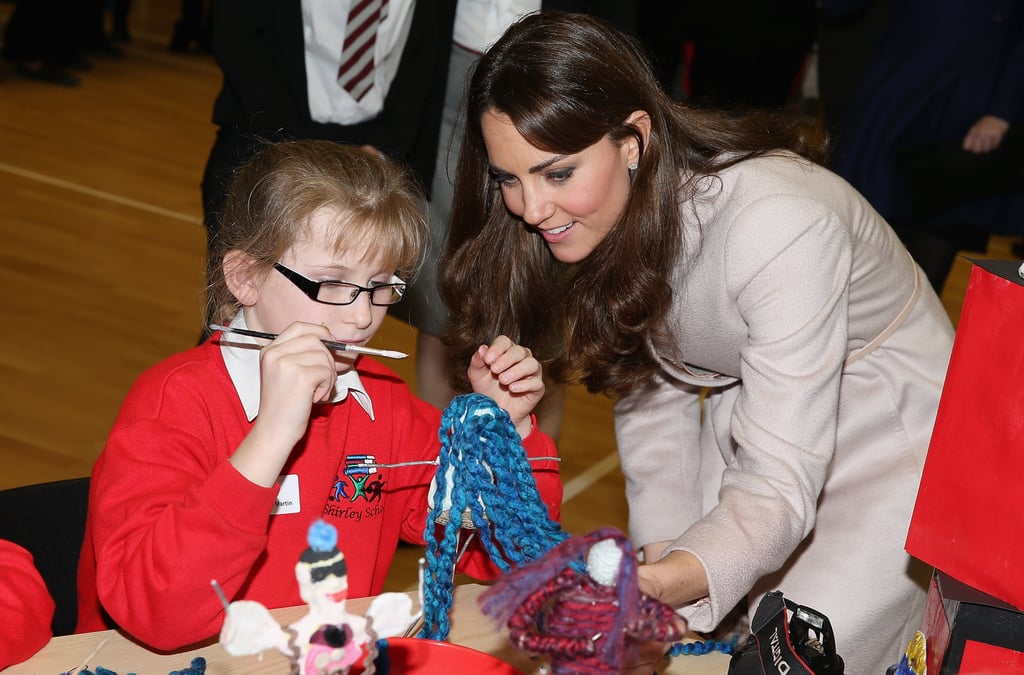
[419,393,569,640]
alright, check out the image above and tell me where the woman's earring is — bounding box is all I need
[628,162,638,177]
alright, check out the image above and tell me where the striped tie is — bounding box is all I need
[337,0,388,101]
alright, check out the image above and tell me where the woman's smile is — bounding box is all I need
[540,221,576,243]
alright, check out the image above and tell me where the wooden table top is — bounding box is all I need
[7,584,730,675]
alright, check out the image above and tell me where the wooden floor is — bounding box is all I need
[0,2,1019,593]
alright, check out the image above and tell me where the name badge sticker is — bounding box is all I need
[272,474,301,515]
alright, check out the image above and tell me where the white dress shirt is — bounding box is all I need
[301,0,416,125]
[453,0,540,54]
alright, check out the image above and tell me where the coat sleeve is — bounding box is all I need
[654,196,854,632]
[614,373,706,551]
[0,540,54,669]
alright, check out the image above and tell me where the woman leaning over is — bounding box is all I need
[440,11,954,675]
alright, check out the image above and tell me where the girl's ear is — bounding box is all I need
[223,250,261,307]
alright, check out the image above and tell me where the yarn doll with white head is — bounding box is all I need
[479,527,687,674]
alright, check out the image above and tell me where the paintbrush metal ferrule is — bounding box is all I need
[209,324,408,359]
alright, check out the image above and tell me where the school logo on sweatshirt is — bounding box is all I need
[329,454,385,504]
[322,454,387,522]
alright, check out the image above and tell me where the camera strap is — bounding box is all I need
[728,591,844,675]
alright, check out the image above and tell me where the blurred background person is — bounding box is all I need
[2,0,85,86]
[169,0,211,53]
[828,0,1024,293]
[637,0,818,110]
[815,0,889,142]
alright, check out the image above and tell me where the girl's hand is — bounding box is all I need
[231,322,337,486]
[466,335,545,438]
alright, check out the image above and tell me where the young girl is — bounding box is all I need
[75,139,561,651]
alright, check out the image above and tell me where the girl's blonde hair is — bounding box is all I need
[206,140,428,324]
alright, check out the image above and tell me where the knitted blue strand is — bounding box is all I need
[667,638,737,656]
[420,393,569,641]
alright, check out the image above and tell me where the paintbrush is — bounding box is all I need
[209,324,408,359]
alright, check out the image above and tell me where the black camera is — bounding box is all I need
[728,591,845,675]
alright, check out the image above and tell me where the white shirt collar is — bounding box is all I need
[219,311,375,422]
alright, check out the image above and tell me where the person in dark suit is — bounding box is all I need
[829,0,1024,293]
[200,0,457,292]
[169,0,212,52]
[815,0,889,141]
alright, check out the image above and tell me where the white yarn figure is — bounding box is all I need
[216,519,421,674]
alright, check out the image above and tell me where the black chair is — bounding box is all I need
[0,477,90,636]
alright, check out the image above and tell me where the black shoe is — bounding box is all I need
[169,22,194,52]
[13,62,81,87]
[112,25,132,44]
[197,29,213,53]
[63,54,94,73]
[87,41,125,60]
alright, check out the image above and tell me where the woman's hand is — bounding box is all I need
[231,322,337,486]
[637,549,710,608]
[466,335,545,438]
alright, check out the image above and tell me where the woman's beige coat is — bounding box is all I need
[615,154,954,675]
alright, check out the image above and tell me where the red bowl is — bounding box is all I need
[350,637,523,675]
